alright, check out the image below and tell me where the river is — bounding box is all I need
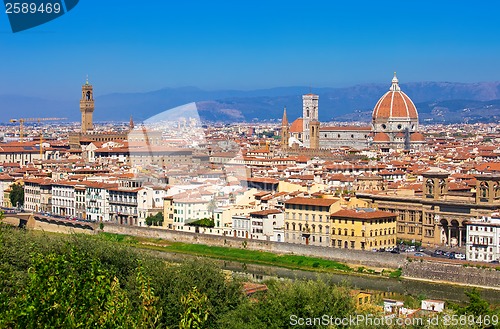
[145,249,500,304]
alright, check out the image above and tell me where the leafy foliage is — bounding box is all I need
[179,287,210,329]
[0,226,496,329]
[9,182,24,208]
[186,218,215,228]
[145,212,163,226]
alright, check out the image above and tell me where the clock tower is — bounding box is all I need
[80,77,94,133]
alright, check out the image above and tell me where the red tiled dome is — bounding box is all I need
[372,74,418,121]
[410,132,425,142]
[373,132,390,142]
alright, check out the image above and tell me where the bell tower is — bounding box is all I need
[80,77,94,133]
[281,106,290,148]
[302,93,319,148]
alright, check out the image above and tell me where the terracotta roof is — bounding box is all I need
[249,209,282,216]
[331,209,396,220]
[410,132,425,142]
[321,126,371,131]
[285,197,339,207]
[373,132,390,142]
[289,118,303,133]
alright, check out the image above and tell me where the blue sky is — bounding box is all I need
[1,1,500,99]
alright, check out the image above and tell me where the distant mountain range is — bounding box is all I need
[2,81,500,124]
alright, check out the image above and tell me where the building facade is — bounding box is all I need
[466,214,500,262]
[330,209,397,251]
[284,197,338,247]
[357,169,500,247]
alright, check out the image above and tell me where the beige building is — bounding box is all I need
[284,197,340,247]
[330,209,397,251]
[357,169,500,247]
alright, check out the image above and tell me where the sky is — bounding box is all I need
[1,0,500,99]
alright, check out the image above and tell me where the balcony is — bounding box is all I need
[109,198,137,206]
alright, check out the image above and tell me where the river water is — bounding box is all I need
[146,250,500,304]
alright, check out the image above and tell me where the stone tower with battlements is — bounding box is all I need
[80,77,94,133]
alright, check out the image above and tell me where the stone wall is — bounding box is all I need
[403,260,500,288]
[102,223,405,269]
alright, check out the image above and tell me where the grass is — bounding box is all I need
[96,233,402,278]
[162,242,353,272]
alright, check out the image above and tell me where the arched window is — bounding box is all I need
[480,182,489,198]
[439,179,446,194]
[426,179,434,195]
[494,182,500,198]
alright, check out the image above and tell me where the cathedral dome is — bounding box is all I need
[372,73,418,122]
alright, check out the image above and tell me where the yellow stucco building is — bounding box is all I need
[330,209,397,251]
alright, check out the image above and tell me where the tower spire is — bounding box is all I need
[390,72,400,91]
[282,106,288,126]
[129,115,135,129]
[85,74,89,85]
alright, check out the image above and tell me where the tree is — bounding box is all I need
[179,287,210,329]
[461,288,491,317]
[218,279,356,329]
[145,212,163,227]
[9,183,24,208]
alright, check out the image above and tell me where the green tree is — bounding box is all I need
[179,287,210,329]
[218,278,355,329]
[4,249,134,328]
[9,183,24,208]
[145,212,163,227]
[461,288,491,317]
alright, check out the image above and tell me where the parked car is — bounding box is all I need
[391,248,400,254]
[414,252,425,257]
[490,260,499,264]
[454,253,466,260]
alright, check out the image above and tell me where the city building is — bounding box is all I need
[248,209,284,242]
[330,208,397,250]
[85,181,114,222]
[284,197,339,247]
[357,169,500,247]
[173,197,209,230]
[51,181,77,217]
[466,214,500,262]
